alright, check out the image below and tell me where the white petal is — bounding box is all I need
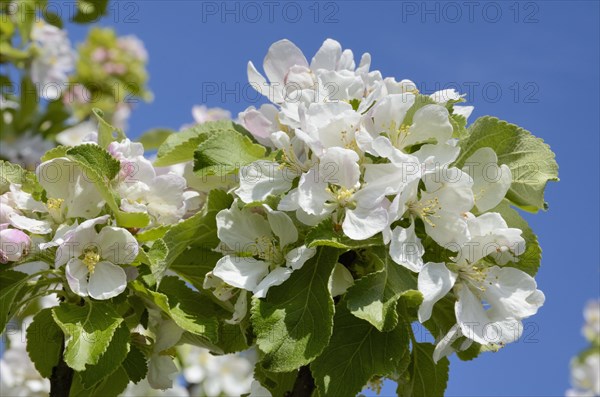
[154,319,184,352]
[433,324,462,363]
[462,147,512,212]
[389,223,424,272]
[97,226,139,264]
[87,261,127,300]
[483,266,545,319]
[213,256,269,292]
[297,168,331,216]
[65,258,89,297]
[329,263,354,297]
[343,206,388,240]
[253,267,293,298]
[265,207,298,248]
[249,380,272,397]
[6,212,52,234]
[148,355,178,390]
[225,292,248,324]
[418,262,457,323]
[406,104,453,147]
[320,147,360,188]
[263,39,308,87]
[216,204,272,250]
[236,161,294,204]
[285,245,316,270]
[311,38,342,71]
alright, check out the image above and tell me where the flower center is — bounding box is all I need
[47,198,64,210]
[410,197,441,227]
[254,236,283,265]
[327,186,356,208]
[82,247,101,273]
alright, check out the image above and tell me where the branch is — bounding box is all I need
[49,338,74,397]
[286,365,316,397]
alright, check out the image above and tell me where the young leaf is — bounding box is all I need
[154,120,239,167]
[345,247,419,331]
[194,128,267,176]
[66,144,121,181]
[26,308,63,378]
[456,116,558,212]
[310,304,411,397]
[397,343,450,397]
[251,246,340,372]
[51,301,123,371]
[92,107,125,149]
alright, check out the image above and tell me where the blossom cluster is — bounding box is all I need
[0,35,558,397]
[205,39,545,359]
[567,300,600,397]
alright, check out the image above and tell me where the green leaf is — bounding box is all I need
[489,200,542,276]
[137,128,174,150]
[121,345,148,384]
[0,270,28,333]
[131,277,220,343]
[26,308,63,378]
[397,343,450,397]
[41,145,70,162]
[169,246,223,290]
[70,367,130,397]
[51,301,123,371]
[0,160,43,198]
[456,116,558,212]
[92,108,125,149]
[155,120,240,167]
[193,127,267,176]
[66,144,121,181]
[311,304,410,397]
[79,323,130,388]
[346,247,419,331]
[305,218,383,249]
[251,247,340,372]
[135,225,171,243]
[147,191,230,284]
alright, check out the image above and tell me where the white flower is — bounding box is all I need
[0,185,51,234]
[206,202,315,300]
[405,168,475,249]
[249,380,272,397]
[583,300,600,343]
[36,157,105,219]
[121,378,190,397]
[238,104,279,147]
[417,212,543,360]
[55,215,138,300]
[110,139,187,226]
[147,317,184,390]
[30,21,75,100]
[180,346,255,397]
[191,105,231,124]
[0,331,50,396]
[462,147,512,212]
[294,147,390,240]
[0,133,54,169]
[567,354,600,397]
[117,35,149,62]
[55,121,98,146]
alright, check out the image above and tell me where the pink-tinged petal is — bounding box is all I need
[88,261,127,300]
[263,39,308,87]
[0,229,31,262]
[66,258,89,297]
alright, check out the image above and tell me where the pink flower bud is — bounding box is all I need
[0,228,31,263]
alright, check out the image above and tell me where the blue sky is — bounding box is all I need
[64,1,600,395]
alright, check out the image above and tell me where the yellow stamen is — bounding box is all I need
[82,247,100,274]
